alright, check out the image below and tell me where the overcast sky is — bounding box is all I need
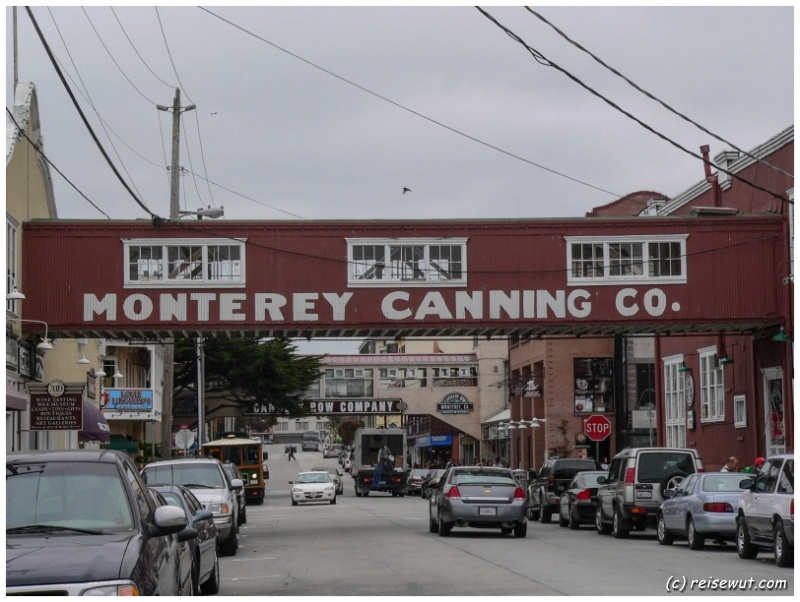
[6,5,794,353]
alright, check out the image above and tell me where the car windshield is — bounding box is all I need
[296,473,332,484]
[578,473,606,488]
[702,474,755,492]
[143,463,226,488]
[7,461,134,532]
[636,452,695,482]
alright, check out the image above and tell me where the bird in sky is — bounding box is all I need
[402,187,411,194]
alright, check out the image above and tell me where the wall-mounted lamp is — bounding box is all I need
[772,326,792,342]
[718,353,734,367]
[6,287,25,301]
[678,362,691,373]
[8,318,53,350]
[78,355,91,365]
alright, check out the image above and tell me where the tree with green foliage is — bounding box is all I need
[337,418,365,446]
[172,337,322,427]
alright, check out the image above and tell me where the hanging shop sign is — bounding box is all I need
[28,380,83,432]
[101,388,154,412]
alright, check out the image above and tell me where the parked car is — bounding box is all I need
[142,457,243,556]
[735,452,794,567]
[420,469,447,500]
[656,472,755,549]
[558,470,608,529]
[7,450,189,596]
[428,466,528,538]
[312,466,345,495]
[325,443,344,459]
[596,447,703,538]
[150,485,221,595]
[222,462,248,526]
[527,458,603,523]
[290,471,337,505]
[407,468,430,495]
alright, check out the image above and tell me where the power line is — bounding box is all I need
[6,106,111,219]
[26,7,156,219]
[110,6,177,90]
[524,7,793,181]
[476,7,791,207]
[198,6,621,199]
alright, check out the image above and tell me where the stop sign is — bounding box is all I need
[583,414,611,441]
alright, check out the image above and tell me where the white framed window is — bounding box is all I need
[699,346,724,422]
[733,395,747,428]
[663,356,686,448]
[565,235,688,286]
[347,238,467,287]
[7,218,20,315]
[124,238,246,288]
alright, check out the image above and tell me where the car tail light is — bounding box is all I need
[790,498,794,521]
[703,502,733,513]
[514,486,526,499]
[548,475,555,485]
[576,489,591,501]
[625,468,635,484]
[446,486,462,500]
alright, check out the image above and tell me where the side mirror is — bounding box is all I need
[288,480,294,484]
[597,476,607,485]
[230,478,244,491]
[663,488,675,499]
[195,509,214,522]
[739,478,755,490]
[178,526,199,542]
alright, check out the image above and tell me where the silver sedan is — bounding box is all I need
[657,471,755,549]
[428,466,528,538]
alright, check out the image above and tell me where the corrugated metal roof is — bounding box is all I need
[310,353,477,364]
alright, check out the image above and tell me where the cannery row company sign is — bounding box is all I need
[21,218,788,338]
[437,392,474,414]
[27,381,83,431]
[247,398,404,416]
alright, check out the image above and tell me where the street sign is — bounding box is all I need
[583,414,612,442]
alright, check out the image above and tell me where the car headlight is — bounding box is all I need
[324,486,334,492]
[206,503,231,515]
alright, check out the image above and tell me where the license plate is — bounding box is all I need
[479,507,497,516]
[636,491,652,499]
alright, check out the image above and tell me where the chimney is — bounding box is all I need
[700,145,721,207]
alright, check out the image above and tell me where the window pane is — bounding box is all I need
[352,245,385,280]
[571,243,604,278]
[207,245,242,281]
[429,245,462,281]
[649,242,682,277]
[168,245,203,280]
[130,245,163,281]
[390,245,425,281]
[609,242,643,276]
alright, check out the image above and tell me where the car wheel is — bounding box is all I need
[558,509,568,528]
[241,505,247,525]
[438,510,451,537]
[660,471,688,497]
[200,552,220,595]
[595,506,612,535]
[568,505,580,530]
[292,498,298,506]
[612,506,630,539]
[331,496,337,505]
[687,517,705,550]
[736,516,758,559]
[219,525,239,557]
[774,520,794,567]
[657,513,674,546]
[190,552,200,596]
[429,511,438,533]
[514,521,528,538]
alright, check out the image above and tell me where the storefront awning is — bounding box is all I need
[79,403,111,444]
[6,390,28,411]
[103,434,138,453]
[481,408,510,425]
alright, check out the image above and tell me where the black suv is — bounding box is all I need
[527,458,603,523]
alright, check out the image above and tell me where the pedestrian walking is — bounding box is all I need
[288,445,297,461]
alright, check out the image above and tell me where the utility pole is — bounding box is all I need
[157,89,195,457]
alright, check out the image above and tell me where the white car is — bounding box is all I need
[290,471,337,505]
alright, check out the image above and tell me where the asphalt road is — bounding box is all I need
[217,445,794,597]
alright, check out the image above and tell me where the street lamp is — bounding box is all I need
[7,318,53,350]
